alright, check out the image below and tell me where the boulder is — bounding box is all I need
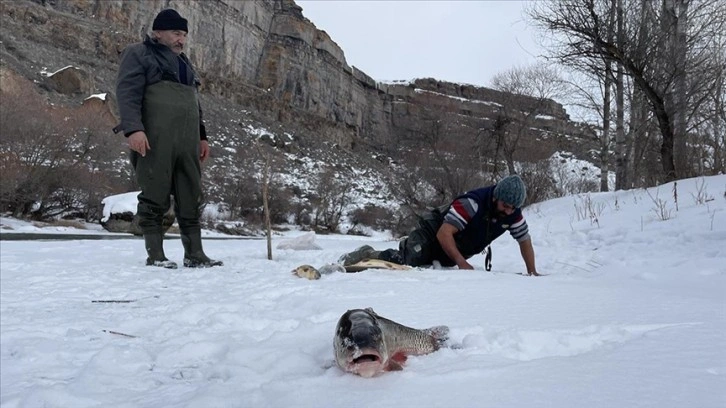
[213,222,256,236]
[101,191,176,235]
[43,66,94,95]
[101,210,175,236]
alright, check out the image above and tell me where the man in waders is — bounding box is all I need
[115,9,222,269]
[339,175,540,275]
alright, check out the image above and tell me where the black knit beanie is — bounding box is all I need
[493,175,527,208]
[152,9,188,33]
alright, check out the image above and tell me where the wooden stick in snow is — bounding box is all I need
[102,330,137,338]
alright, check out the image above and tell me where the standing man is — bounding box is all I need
[115,9,222,269]
[340,175,539,275]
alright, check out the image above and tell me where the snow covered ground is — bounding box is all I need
[1,175,725,408]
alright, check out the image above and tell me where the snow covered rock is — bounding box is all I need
[276,231,322,250]
[42,65,94,95]
[100,192,174,235]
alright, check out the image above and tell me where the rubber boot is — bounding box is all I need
[181,230,223,268]
[337,245,381,266]
[144,233,177,269]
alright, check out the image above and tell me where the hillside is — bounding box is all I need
[0,0,602,232]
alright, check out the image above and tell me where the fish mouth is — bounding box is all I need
[351,350,382,365]
[347,348,384,377]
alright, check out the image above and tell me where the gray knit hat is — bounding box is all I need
[493,175,527,208]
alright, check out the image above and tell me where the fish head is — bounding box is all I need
[292,264,321,280]
[334,309,388,377]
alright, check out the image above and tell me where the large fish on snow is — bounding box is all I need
[333,308,449,377]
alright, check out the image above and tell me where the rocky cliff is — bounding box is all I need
[0,0,593,159]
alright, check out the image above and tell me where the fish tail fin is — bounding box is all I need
[425,325,450,349]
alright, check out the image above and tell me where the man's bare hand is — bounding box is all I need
[458,261,475,270]
[527,271,541,276]
[128,131,150,156]
[199,140,210,162]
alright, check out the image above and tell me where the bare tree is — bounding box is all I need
[309,167,353,233]
[0,79,121,220]
[528,0,726,183]
[390,107,485,212]
[206,146,260,220]
[703,35,726,174]
[602,0,616,191]
[489,64,568,176]
[552,67,615,191]
[613,0,628,189]
[256,143,273,260]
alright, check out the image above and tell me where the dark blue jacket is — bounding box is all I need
[421,186,528,266]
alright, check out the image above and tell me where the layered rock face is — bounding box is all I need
[0,0,590,158]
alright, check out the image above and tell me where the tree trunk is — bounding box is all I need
[262,155,272,261]
[713,67,726,174]
[628,87,650,186]
[599,0,615,192]
[255,142,273,261]
[614,0,628,190]
[627,0,652,187]
[601,62,613,192]
[600,38,678,182]
[670,0,690,177]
